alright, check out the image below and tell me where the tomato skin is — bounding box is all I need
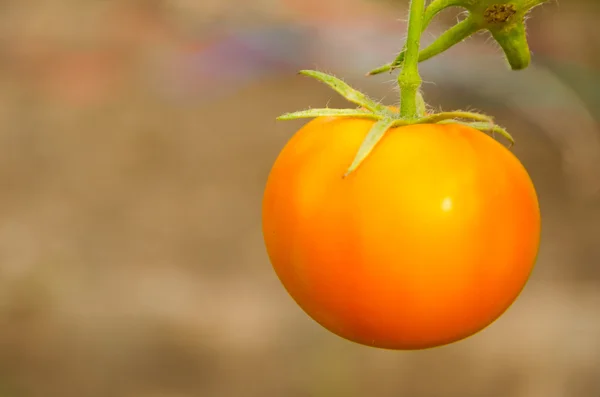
[262,117,540,350]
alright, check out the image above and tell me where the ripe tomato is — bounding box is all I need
[262,117,540,350]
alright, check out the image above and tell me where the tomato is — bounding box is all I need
[262,117,540,350]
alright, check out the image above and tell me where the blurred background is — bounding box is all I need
[0,0,599,396]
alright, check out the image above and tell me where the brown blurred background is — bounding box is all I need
[0,0,599,396]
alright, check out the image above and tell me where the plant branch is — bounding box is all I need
[488,18,530,70]
[369,17,479,76]
[368,0,469,75]
[399,0,426,119]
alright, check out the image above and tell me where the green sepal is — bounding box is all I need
[438,120,515,146]
[298,70,395,116]
[344,118,396,177]
[277,109,383,121]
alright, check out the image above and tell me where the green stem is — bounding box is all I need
[367,0,469,75]
[399,0,426,119]
[488,18,531,70]
[421,17,480,60]
[422,0,468,27]
[389,18,480,73]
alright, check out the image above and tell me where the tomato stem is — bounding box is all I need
[369,0,550,76]
[416,91,427,117]
[389,17,480,75]
[487,16,530,70]
[368,0,469,76]
[399,0,426,119]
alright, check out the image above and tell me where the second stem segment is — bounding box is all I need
[399,0,426,119]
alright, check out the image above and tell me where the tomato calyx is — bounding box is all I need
[368,0,549,76]
[277,70,514,176]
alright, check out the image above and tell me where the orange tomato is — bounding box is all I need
[262,117,540,350]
